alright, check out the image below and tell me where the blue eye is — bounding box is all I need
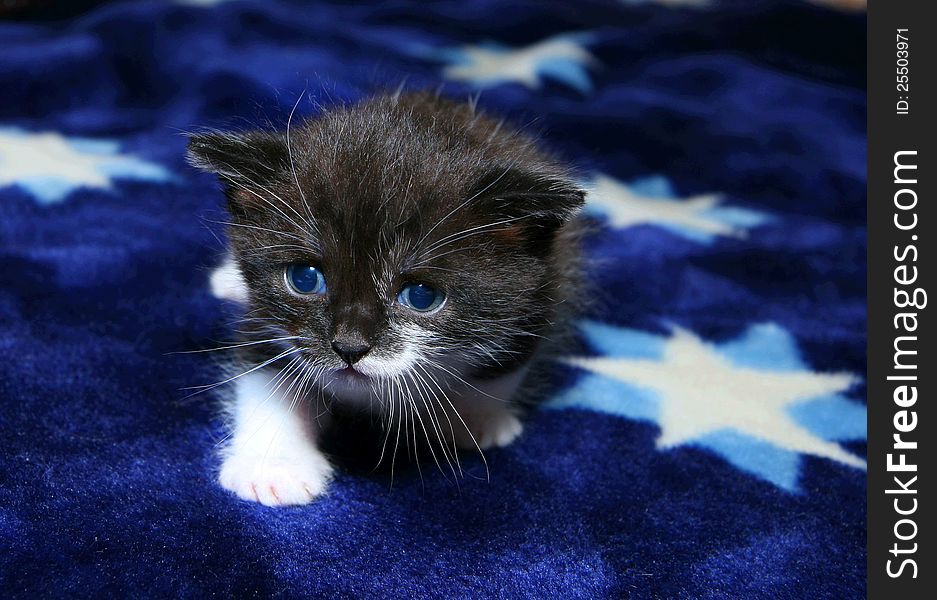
[397,283,445,312]
[286,264,326,295]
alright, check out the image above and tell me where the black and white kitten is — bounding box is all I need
[187,92,584,506]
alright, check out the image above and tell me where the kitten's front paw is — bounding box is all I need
[454,408,524,451]
[218,451,333,506]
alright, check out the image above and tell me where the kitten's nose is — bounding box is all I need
[331,339,371,366]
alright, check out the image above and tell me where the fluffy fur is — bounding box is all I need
[187,92,584,505]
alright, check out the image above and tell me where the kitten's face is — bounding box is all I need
[189,93,583,395]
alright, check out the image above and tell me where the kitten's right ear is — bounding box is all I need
[187,130,290,218]
[186,130,288,185]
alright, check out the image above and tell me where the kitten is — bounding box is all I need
[187,92,584,506]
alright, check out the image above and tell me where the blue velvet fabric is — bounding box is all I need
[0,1,865,597]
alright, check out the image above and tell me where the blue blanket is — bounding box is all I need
[0,1,866,597]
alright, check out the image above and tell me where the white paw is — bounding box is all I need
[218,451,333,506]
[454,409,524,451]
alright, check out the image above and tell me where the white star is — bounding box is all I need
[587,174,757,240]
[0,128,169,204]
[564,327,864,470]
[442,35,597,92]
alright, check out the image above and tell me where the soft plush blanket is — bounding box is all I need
[0,1,866,597]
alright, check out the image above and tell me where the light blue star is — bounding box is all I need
[420,33,598,93]
[585,174,768,243]
[545,321,865,491]
[0,128,171,205]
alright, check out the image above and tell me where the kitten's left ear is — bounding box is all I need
[474,165,586,231]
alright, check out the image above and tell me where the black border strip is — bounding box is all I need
[868,1,933,597]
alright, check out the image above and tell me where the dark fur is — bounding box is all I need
[188,92,584,404]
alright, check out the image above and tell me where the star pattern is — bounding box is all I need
[585,174,768,243]
[430,33,598,93]
[0,128,170,204]
[546,321,866,491]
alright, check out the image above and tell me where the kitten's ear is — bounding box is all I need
[187,130,289,179]
[474,165,585,233]
[187,130,290,217]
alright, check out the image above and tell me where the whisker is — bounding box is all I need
[286,90,322,239]
[204,218,307,243]
[418,360,490,481]
[405,372,451,483]
[216,171,316,245]
[415,363,463,478]
[412,367,460,481]
[181,346,303,397]
[213,354,304,449]
[413,162,518,250]
[167,336,300,355]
